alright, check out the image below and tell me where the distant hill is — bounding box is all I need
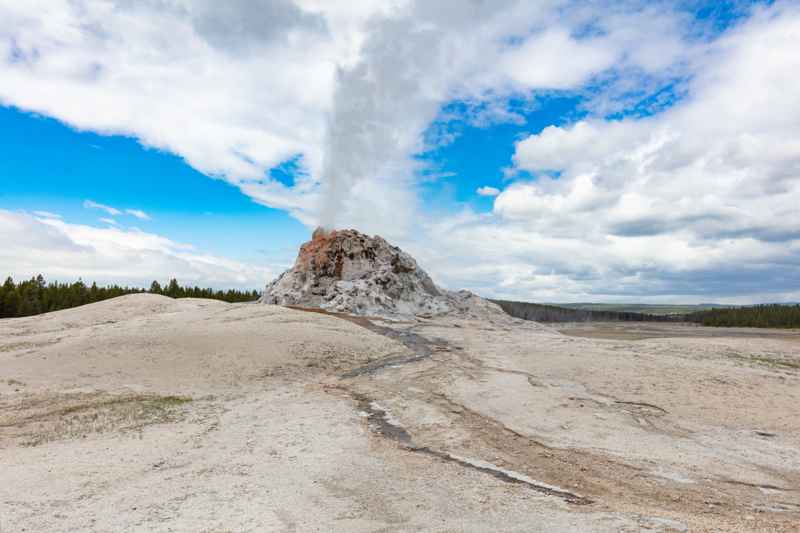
[548,303,734,316]
[686,304,800,328]
[493,300,800,328]
[490,300,678,323]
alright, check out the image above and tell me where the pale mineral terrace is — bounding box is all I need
[1,294,799,532]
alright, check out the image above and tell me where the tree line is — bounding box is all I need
[0,275,260,319]
[492,299,800,328]
[686,304,800,328]
[490,299,677,323]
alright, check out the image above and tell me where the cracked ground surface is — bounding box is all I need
[1,294,799,532]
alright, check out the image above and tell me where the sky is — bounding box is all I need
[1,0,798,303]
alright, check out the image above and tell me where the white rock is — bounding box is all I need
[260,228,504,318]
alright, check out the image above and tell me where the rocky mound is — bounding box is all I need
[260,228,501,318]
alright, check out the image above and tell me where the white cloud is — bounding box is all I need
[125,209,151,221]
[476,186,501,197]
[0,0,345,222]
[0,0,690,238]
[32,211,61,219]
[407,2,800,303]
[84,202,151,221]
[509,3,800,245]
[499,29,618,90]
[98,217,118,226]
[83,200,121,216]
[0,209,271,289]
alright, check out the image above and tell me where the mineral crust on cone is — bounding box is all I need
[260,227,502,317]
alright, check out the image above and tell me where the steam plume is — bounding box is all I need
[316,12,452,231]
[315,1,536,231]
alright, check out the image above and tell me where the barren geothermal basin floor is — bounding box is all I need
[1,294,799,532]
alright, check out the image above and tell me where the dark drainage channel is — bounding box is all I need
[340,317,443,378]
[297,306,593,506]
[355,393,593,506]
[288,306,442,378]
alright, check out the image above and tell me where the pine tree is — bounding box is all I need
[166,278,180,298]
[0,277,15,318]
[89,282,100,303]
[3,288,19,318]
[149,280,163,294]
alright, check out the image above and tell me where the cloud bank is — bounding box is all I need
[0,210,271,289]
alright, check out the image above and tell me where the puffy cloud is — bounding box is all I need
[509,3,800,244]
[0,210,271,289]
[499,29,618,90]
[0,0,343,221]
[188,0,327,53]
[412,2,800,302]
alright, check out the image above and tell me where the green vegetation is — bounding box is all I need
[495,299,800,329]
[0,275,260,319]
[551,302,731,315]
[2,393,194,447]
[491,299,678,323]
[686,304,800,328]
[57,394,191,416]
[146,278,260,303]
[746,355,800,370]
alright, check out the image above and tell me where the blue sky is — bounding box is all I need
[1,106,305,266]
[1,0,798,303]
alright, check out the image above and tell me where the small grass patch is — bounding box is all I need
[56,395,191,416]
[726,352,800,371]
[747,355,800,370]
[0,392,193,447]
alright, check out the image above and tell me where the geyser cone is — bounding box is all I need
[259,228,500,317]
